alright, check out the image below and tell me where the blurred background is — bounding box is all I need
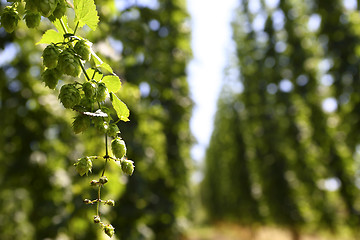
[2,0,360,239]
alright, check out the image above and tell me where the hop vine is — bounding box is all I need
[1,0,133,238]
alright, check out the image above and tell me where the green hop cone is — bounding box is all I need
[79,97,95,110]
[38,0,57,17]
[1,6,20,33]
[111,138,126,159]
[83,81,97,98]
[52,0,67,19]
[41,68,60,89]
[96,82,108,102]
[74,40,92,61]
[24,11,41,28]
[72,115,90,134]
[25,0,38,11]
[42,44,60,69]
[59,84,81,109]
[58,49,81,77]
[74,157,92,176]
[107,123,120,138]
[93,118,109,133]
[104,224,115,238]
[121,159,135,176]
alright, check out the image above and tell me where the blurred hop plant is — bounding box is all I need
[0,0,134,237]
[1,6,20,33]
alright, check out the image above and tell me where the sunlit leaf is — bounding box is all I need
[36,29,63,45]
[103,75,122,93]
[74,0,99,31]
[110,92,130,122]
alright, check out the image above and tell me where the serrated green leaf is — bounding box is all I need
[103,75,122,92]
[110,92,130,122]
[74,0,99,31]
[36,29,63,45]
[91,49,114,73]
[86,68,103,81]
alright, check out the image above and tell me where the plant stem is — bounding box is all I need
[74,22,80,35]
[59,19,67,34]
[78,59,91,81]
[97,186,101,216]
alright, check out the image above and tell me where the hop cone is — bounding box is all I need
[42,44,60,69]
[38,0,57,17]
[52,0,67,20]
[96,82,108,102]
[41,68,60,89]
[74,157,92,176]
[107,123,120,138]
[59,84,81,109]
[83,81,97,98]
[74,40,92,61]
[58,49,81,77]
[24,11,41,28]
[111,138,126,159]
[104,224,115,238]
[72,115,90,134]
[121,159,134,176]
[1,6,20,33]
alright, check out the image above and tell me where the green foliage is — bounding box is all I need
[0,0,192,239]
[74,0,99,30]
[110,92,130,122]
[202,0,360,235]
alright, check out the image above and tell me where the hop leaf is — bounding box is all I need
[42,44,60,69]
[74,0,99,31]
[72,115,90,134]
[121,159,134,176]
[1,6,20,33]
[74,157,93,176]
[41,68,60,89]
[58,49,81,77]
[59,84,81,108]
[111,138,126,159]
[96,82,108,102]
[75,40,92,61]
[38,0,57,17]
[104,224,115,238]
[24,11,41,28]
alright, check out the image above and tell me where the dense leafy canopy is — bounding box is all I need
[202,0,360,236]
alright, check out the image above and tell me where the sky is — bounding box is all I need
[186,0,239,162]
